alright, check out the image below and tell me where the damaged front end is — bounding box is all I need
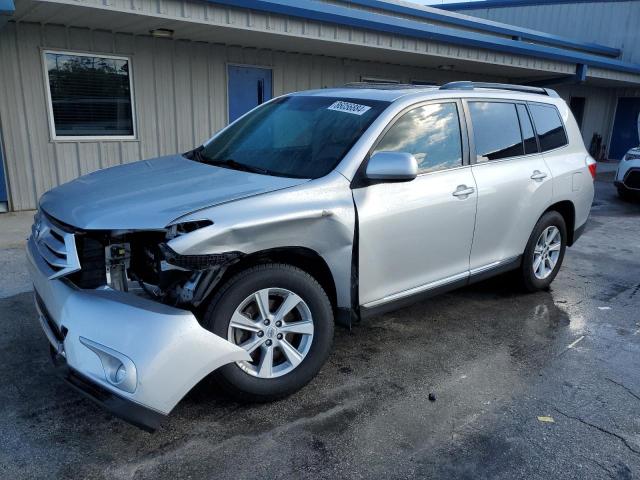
[68,219,242,308]
[27,211,251,430]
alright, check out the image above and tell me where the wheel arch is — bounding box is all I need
[206,247,338,315]
[544,200,576,245]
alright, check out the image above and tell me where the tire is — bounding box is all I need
[203,263,334,402]
[617,185,635,201]
[520,211,567,292]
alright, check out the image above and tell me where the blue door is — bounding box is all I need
[227,65,272,123]
[609,97,640,160]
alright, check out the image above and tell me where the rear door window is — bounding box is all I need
[468,102,524,161]
[529,104,568,151]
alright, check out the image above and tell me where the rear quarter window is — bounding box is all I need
[529,104,568,152]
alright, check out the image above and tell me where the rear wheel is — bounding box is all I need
[520,211,567,292]
[204,264,334,401]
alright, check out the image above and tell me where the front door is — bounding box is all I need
[610,97,640,160]
[354,101,477,307]
[227,65,273,123]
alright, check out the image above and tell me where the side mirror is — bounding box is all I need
[365,151,418,183]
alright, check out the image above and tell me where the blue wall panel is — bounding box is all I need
[228,65,273,123]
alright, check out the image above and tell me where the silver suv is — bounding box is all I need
[28,82,595,430]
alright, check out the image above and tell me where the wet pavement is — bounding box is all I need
[1,175,639,479]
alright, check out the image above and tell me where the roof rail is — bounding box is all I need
[344,82,437,90]
[439,81,559,97]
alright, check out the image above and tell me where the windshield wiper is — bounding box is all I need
[208,158,271,175]
[186,147,271,175]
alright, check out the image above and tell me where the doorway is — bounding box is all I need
[227,65,273,123]
[609,97,640,160]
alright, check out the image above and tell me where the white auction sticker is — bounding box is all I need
[327,100,371,115]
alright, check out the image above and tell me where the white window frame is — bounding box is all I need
[42,49,137,141]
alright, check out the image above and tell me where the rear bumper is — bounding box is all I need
[573,220,587,245]
[27,236,251,427]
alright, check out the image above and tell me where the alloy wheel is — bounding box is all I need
[532,226,562,280]
[227,288,314,378]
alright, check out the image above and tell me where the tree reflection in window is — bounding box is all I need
[46,52,134,137]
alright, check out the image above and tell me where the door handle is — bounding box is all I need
[531,170,548,181]
[452,185,475,198]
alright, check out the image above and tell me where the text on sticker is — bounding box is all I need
[328,101,372,115]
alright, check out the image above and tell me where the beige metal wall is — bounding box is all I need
[0,21,498,211]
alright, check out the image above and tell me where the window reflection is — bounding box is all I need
[373,103,462,173]
[529,104,568,152]
[469,102,524,161]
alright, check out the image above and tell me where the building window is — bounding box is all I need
[44,51,135,140]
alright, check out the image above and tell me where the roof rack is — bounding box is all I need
[439,81,559,97]
[343,82,437,90]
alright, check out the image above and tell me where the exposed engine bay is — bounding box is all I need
[67,220,241,309]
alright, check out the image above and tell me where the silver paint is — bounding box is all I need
[27,85,594,417]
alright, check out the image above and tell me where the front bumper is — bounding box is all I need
[27,236,250,429]
[51,350,166,432]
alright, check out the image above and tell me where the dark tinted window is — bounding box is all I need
[45,52,134,137]
[201,96,388,179]
[469,102,524,161]
[373,103,462,173]
[517,104,538,154]
[529,104,568,151]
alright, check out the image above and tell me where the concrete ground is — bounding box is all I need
[1,171,639,480]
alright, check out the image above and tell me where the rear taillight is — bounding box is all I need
[586,156,597,180]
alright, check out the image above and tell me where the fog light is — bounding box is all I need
[115,364,127,383]
[79,337,138,393]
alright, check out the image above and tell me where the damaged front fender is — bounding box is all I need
[166,171,356,309]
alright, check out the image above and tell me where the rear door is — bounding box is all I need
[466,100,553,272]
[354,100,477,307]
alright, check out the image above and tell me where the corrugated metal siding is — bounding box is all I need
[459,1,640,64]
[26,0,578,75]
[0,21,506,211]
[555,84,616,146]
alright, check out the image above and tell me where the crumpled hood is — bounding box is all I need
[40,155,308,230]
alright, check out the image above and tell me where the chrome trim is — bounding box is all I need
[622,168,640,191]
[469,256,521,276]
[79,337,138,394]
[31,212,81,280]
[363,256,522,309]
[362,271,469,309]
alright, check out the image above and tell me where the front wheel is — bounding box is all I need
[520,211,567,292]
[204,264,334,402]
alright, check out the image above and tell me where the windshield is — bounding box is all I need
[198,96,389,179]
